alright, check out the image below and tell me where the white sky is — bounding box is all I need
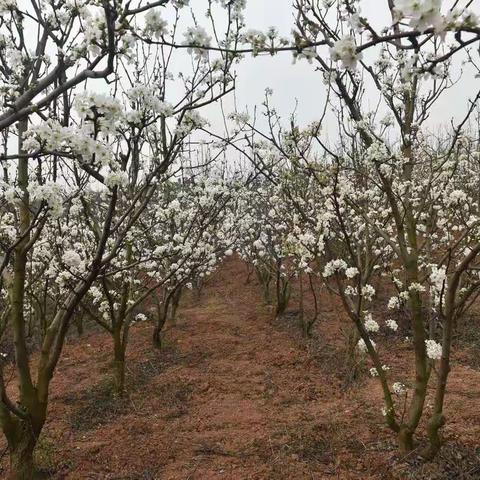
[231,1,480,133]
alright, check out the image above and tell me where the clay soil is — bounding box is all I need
[0,258,479,479]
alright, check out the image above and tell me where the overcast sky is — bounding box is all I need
[223,0,480,138]
[85,0,480,149]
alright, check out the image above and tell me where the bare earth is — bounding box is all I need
[1,258,479,479]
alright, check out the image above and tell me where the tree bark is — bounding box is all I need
[152,326,162,349]
[403,288,430,446]
[168,286,182,326]
[398,426,414,454]
[7,417,42,480]
[75,312,84,337]
[424,413,445,458]
[344,326,361,382]
[153,289,175,349]
[113,329,126,394]
[275,271,290,318]
[153,302,168,349]
[4,118,43,480]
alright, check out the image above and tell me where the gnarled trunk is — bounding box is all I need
[9,433,35,480]
[398,426,414,454]
[6,415,44,480]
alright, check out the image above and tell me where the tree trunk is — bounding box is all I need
[424,413,445,459]
[262,281,271,304]
[7,420,40,480]
[304,273,319,337]
[152,308,166,349]
[5,118,40,480]
[275,273,290,318]
[422,285,456,460]
[113,330,126,395]
[153,293,171,349]
[255,267,271,304]
[193,279,203,302]
[403,290,430,443]
[398,426,414,454]
[298,274,305,334]
[168,287,182,326]
[113,358,125,395]
[344,325,361,381]
[152,325,162,349]
[9,443,35,480]
[75,312,84,337]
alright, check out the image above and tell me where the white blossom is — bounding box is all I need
[135,313,147,322]
[364,313,380,333]
[357,338,376,353]
[425,339,442,360]
[62,250,82,268]
[329,36,362,69]
[144,10,168,39]
[385,319,398,332]
[345,267,359,279]
[392,382,406,395]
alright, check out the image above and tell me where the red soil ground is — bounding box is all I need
[1,258,479,479]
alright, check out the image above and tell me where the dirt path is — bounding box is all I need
[157,259,328,479]
[58,258,373,480]
[127,259,381,480]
